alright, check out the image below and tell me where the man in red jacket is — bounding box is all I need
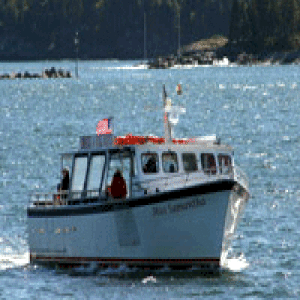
[110,169,127,199]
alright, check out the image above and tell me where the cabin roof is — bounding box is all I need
[61,134,233,157]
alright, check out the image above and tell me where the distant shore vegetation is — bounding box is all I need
[229,0,300,52]
[0,0,298,60]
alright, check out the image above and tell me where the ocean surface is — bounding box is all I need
[0,60,299,299]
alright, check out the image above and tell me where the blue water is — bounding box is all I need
[0,61,300,299]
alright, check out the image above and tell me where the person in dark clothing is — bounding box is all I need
[143,156,157,173]
[110,169,127,199]
[57,168,69,197]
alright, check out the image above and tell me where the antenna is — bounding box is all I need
[163,85,172,143]
[163,85,185,142]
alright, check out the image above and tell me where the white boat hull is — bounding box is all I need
[28,180,248,272]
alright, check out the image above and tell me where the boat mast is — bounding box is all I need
[163,85,186,143]
[163,85,172,143]
[143,0,147,62]
[144,11,147,61]
[175,1,181,60]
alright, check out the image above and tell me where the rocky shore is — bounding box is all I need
[0,67,72,80]
[147,37,300,68]
[0,32,299,69]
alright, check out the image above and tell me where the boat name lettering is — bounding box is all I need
[153,198,206,216]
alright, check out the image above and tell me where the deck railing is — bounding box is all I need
[30,166,248,206]
[29,189,101,207]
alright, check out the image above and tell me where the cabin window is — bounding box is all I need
[71,156,88,193]
[141,153,159,174]
[86,154,105,196]
[218,154,232,174]
[182,153,198,172]
[201,153,216,175]
[162,152,178,173]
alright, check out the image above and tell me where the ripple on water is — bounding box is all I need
[0,63,300,299]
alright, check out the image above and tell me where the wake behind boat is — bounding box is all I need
[27,85,249,275]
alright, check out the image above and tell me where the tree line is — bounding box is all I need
[0,0,231,59]
[229,0,300,53]
[0,0,297,59]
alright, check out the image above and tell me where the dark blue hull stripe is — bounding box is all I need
[27,179,236,218]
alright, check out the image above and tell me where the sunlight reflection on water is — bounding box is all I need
[0,62,300,299]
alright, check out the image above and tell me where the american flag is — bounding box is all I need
[96,118,112,135]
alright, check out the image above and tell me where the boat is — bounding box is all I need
[27,85,250,275]
[213,56,230,67]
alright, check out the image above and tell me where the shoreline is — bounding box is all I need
[145,49,300,69]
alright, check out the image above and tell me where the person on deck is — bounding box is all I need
[57,168,69,197]
[110,169,127,199]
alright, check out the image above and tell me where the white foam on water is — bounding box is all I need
[101,65,146,70]
[142,275,157,284]
[221,253,249,272]
[0,251,30,270]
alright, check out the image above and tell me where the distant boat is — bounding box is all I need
[213,57,230,67]
[149,8,201,70]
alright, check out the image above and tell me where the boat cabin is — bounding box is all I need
[31,134,234,207]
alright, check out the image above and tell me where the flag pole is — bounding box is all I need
[109,116,114,136]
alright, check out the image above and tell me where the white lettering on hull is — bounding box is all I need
[153,197,206,216]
